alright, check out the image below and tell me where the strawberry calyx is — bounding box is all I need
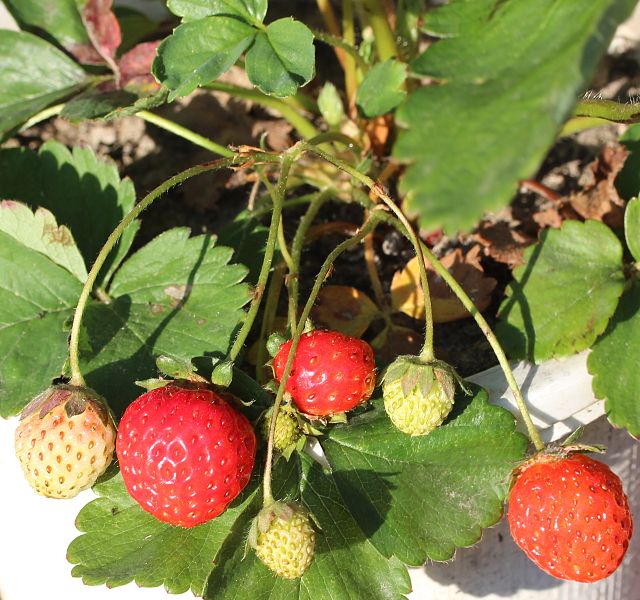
[382,355,462,436]
[19,384,113,426]
[511,442,608,480]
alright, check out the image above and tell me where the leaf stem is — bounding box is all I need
[289,189,336,335]
[19,104,64,132]
[227,151,299,363]
[263,210,384,503]
[206,82,320,140]
[67,156,250,386]
[298,142,435,360]
[382,217,545,451]
[342,0,359,109]
[359,0,398,60]
[137,111,234,157]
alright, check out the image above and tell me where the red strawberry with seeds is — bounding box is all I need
[273,330,376,416]
[116,384,256,528]
[508,452,633,583]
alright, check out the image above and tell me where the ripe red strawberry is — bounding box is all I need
[116,384,256,528]
[508,453,633,582]
[273,330,376,416]
[15,385,116,498]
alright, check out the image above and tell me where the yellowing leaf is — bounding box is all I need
[391,247,497,323]
[311,286,379,337]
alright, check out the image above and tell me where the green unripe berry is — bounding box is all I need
[262,409,302,453]
[382,356,456,436]
[252,502,316,579]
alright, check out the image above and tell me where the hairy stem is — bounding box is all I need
[289,189,336,335]
[227,151,299,363]
[137,111,234,157]
[359,0,398,60]
[299,142,434,360]
[68,156,251,386]
[207,82,320,140]
[263,211,383,503]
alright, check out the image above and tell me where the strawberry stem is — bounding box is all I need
[263,210,385,503]
[227,150,299,364]
[298,143,435,361]
[68,153,281,388]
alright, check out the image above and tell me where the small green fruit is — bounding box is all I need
[262,407,303,454]
[382,356,456,436]
[251,502,316,579]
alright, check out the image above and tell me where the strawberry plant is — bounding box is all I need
[1,0,639,597]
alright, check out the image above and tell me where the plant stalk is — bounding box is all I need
[227,151,299,363]
[137,111,234,157]
[359,0,398,60]
[298,142,434,360]
[68,157,247,386]
[263,211,384,503]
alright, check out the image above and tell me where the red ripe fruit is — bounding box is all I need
[508,453,633,583]
[116,385,256,528]
[273,330,376,416]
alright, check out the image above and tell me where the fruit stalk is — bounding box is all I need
[263,210,384,503]
[299,143,435,361]
[289,188,336,335]
[227,150,299,363]
[68,154,279,387]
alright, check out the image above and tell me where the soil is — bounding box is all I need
[6,47,640,378]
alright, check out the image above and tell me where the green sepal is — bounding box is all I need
[211,360,234,387]
[267,332,288,357]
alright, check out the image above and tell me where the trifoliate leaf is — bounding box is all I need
[394,0,637,232]
[0,201,87,281]
[153,17,256,100]
[168,0,268,23]
[0,232,82,416]
[356,60,406,118]
[2,0,88,51]
[68,471,260,595]
[625,197,640,262]
[79,229,250,415]
[206,454,412,599]
[245,19,315,97]
[589,282,640,438]
[0,30,88,139]
[321,386,527,564]
[0,140,138,287]
[497,220,625,362]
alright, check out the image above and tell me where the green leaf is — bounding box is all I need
[625,197,640,262]
[245,18,315,97]
[115,6,159,53]
[61,86,170,121]
[618,123,640,200]
[216,210,269,284]
[2,0,89,50]
[0,232,82,417]
[317,82,344,128]
[497,220,625,362]
[79,229,250,415]
[0,30,88,138]
[168,0,268,23]
[153,16,256,100]
[0,140,137,286]
[589,282,640,437]
[0,201,87,281]
[68,471,260,595]
[206,454,412,599]
[321,387,527,565]
[394,0,637,232]
[356,60,406,118]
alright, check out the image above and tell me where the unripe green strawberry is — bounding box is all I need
[262,407,302,454]
[382,356,456,436]
[14,385,116,498]
[250,501,316,579]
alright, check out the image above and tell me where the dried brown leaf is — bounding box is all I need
[391,246,497,323]
[310,286,379,338]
